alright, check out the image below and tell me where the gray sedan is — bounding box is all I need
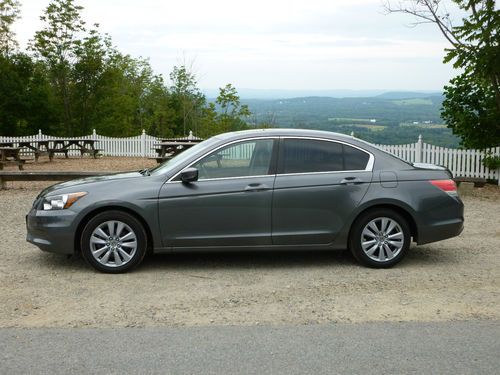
[26,129,464,273]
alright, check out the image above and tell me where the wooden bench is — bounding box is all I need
[0,159,26,170]
[0,171,117,189]
[453,177,487,188]
[48,148,103,160]
[48,149,70,160]
[0,147,30,170]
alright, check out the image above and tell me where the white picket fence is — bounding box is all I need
[0,129,200,158]
[375,135,500,181]
[1,130,499,182]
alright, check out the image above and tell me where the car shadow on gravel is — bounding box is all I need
[32,245,458,273]
[139,249,359,272]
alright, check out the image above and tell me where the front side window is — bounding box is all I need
[192,139,274,180]
[280,139,370,174]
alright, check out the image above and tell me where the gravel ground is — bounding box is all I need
[0,157,499,328]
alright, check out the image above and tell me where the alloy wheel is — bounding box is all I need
[89,220,137,268]
[360,217,405,262]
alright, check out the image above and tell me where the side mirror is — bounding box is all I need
[180,167,198,183]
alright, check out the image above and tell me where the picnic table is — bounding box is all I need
[0,140,51,161]
[48,139,100,161]
[0,147,26,170]
[0,139,100,161]
[152,141,200,163]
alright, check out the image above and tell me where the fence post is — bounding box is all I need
[415,134,423,163]
[38,129,42,139]
[141,129,146,158]
[92,129,97,141]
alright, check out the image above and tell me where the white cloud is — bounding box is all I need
[12,0,456,90]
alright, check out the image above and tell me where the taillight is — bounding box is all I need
[429,179,458,196]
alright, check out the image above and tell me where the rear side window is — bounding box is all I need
[280,139,370,174]
[344,144,370,170]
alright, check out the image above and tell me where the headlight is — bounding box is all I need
[42,192,87,210]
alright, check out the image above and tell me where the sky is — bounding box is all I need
[13,0,462,93]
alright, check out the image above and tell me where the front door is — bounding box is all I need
[159,138,277,248]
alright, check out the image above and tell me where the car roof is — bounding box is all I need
[216,128,356,142]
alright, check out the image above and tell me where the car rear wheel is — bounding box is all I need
[81,211,147,273]
[349,209,410,268]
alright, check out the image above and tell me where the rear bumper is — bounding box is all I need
[417,218,464,245]
[26,208,76,255]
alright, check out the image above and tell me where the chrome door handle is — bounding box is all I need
[244,183,269,192]
[340,177,363,185]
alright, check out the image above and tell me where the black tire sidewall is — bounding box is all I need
[81,210,147,273]
[349,209,410,268]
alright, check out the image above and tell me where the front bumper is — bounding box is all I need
[26,208,77,254]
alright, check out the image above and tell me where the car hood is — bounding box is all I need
[39,171,142,197]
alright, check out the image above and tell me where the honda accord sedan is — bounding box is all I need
[26,129,464,273]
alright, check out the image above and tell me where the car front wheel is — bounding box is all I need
[349,209,410,268]
[81,210,147,273]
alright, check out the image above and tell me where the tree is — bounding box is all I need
[169,65,206,136]
[0,53,58,135]
[72,28,109,134]
[215,83,251,133]
[32,0,86,135]
[385,0,500,148]
[0,0,20,56]
[198,84,251,137]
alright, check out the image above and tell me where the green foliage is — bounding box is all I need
[168,65,206,136]
[441,0,500,148]
[197,84,251,138]
[0,0,20,55]
[482,153,500,169]
[31,0,86,134]
[442,72,500,149]
[0,53,58,135]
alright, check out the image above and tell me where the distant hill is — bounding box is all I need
[375,91,442,100]
[204,88,442,100]
[240,94,459,147]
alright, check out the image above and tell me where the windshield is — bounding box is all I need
[148,137,221,176]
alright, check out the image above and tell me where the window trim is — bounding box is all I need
[167,137,279,183]
[276,136,374,176]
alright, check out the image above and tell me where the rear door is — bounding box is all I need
[272,137,373,245]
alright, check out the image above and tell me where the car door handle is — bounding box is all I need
[244,183,270,192]
[340,177,363,185]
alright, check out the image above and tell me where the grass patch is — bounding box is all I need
[392,98,433,106]
[400,123,447,128]
[352,124,386,131]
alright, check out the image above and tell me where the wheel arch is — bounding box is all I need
[74,205,154,255]
[349,203,419,243]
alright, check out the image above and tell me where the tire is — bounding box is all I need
[81,210,147,273]
[349,209,410,268]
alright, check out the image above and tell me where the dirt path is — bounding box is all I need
[0,158,499,327]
